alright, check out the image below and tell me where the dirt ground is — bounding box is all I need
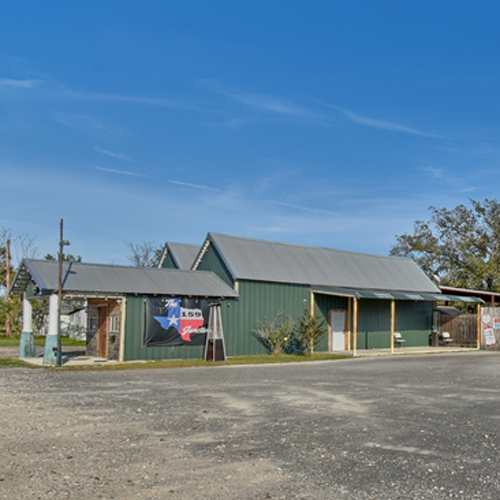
[1,351,500,499]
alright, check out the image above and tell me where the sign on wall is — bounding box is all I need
[485,327,496,347]
[144,297,212,347]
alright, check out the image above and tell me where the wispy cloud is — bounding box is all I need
[94,166,147,177]
[269,200,336,215]
[54,113,129,135]
[422,166,445,179]
[94,147,134,162]
[0,76,208,112]
[341,109,441,138]
[0,78,43,89]
[167,180,222,192]
[201,79,325,124]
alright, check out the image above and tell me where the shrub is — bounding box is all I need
[296,308,327,356]
[252,311,296,355]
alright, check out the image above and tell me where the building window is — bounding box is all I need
[88,316,97,332]
[109,315,119,333]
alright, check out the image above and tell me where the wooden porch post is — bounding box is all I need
[477,303,481,350]
[390,299,396,354]
[347,296,352,351]
[353,297,358,357]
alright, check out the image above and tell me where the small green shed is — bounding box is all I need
[10,259,238,362]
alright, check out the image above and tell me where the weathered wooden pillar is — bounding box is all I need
[19,296,36,358]
[353,297,358,356]
[477,303,481,350]
[390,299,396,354]
[43,294,61,366]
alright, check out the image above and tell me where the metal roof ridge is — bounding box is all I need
[207,232,413,262]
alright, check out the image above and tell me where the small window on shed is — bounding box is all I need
[109,315,120,333]
[88,316,97,332]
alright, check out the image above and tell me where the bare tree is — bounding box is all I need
[125,241,163,267]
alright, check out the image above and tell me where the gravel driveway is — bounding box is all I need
[1,351,500,499]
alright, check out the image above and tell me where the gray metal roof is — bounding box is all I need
[201,233,440,294]
[312,287,483,303]
[10,259,238,298]
[165,242,200,270]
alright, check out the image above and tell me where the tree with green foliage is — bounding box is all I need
[296,308,327,356]
[0,229,38,336]
[390,199,500,292]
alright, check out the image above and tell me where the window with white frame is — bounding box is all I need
[109,315,119,333]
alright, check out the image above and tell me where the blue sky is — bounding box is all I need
[2,1,500,265]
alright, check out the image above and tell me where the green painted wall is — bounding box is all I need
[160,252,178,269]
[313,293,348,351]
[220,280,311,356]
[195,243,234,287]
[123,292,434,359]
[123,295,204,361]
[355,299,433,349]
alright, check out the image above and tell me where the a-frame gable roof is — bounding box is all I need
[159,242,200,270]
[195,233,439,294]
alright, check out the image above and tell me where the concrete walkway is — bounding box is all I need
[0,346,116,367]
[22,351,117,367]
[348,345,478,357]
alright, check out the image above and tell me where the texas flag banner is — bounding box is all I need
[144,297,211,347]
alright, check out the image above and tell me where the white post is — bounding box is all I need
[23,298,33,332]
[19,296,36,358]
[43,294,61,365]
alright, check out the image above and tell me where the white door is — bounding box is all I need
[330,310,346,351]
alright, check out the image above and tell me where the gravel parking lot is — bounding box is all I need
[1,351,500,499]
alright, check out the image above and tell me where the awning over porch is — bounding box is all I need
[311,287,483,303]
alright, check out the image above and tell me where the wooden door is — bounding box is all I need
[97,306,108,358]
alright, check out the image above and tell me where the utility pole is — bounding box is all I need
[5,238,11,337]
[57,219,70,366]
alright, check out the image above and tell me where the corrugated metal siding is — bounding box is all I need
[355,299,433,349]
[196,243,234,287]
[221,280,310,356]
[123,295,204,361]
[395,301,434,347]
[160,252,177,269]
[313,293,348,351]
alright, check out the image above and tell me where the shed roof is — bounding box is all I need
[10,259,238,298]
[196,233,440,294]
[159,242,200,270]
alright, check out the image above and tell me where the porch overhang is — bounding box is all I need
[311,287,484,303]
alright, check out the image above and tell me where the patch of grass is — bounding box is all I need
[0,358,37,368]
[0,335,85,347]
[58,352,352,371]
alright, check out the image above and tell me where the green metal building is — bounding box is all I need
[192,233,473,355]
[10,259,238,362]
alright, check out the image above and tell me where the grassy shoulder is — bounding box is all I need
[0,358,39,368]
[59,352,352,371]
[0,335,86,347]
[0,351,351,370]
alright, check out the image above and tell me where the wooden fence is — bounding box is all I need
[439,314,478,347]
